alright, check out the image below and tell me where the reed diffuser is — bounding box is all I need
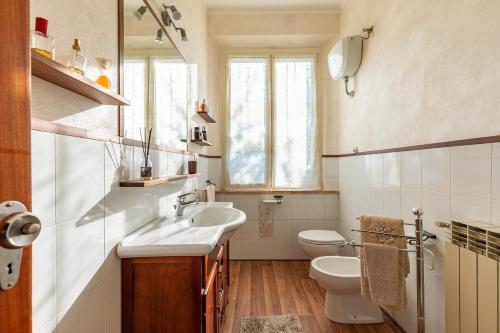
[140,128,153,180]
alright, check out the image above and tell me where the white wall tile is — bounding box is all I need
[32,225,56,331]
[34,318,56,333]
[401,150,421,189]
[56,279,106,333]
[492,143,500,200]
[55,135,104,223]
[290,198,309,220]
[451,144,491,198]
[207,158,222,190]
[259,240,274,259]
[308,198,325,220]
[422,190,451,235]
[32,131,56,227]
[422,148,450,193]
[56,213,105,317]
[383,185,401,218]
[370,154,384,184]
[401,187,422,224]
[383,153,401,186]
[451,194,491,223]
[239,240,260,259]
[370,182,384,215]
[272,200,291,219]
[274,240,292,259]
[324,196,338,219]
[273,219,291,240]
[308,220,325,230]
[491,200,500,226]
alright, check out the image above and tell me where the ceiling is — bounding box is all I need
[205,0,344,12]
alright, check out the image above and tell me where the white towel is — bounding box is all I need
[203,184,215,202]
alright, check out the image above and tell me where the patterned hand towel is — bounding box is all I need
[359,215,409,311]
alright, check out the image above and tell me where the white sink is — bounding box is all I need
[117,202,246,258]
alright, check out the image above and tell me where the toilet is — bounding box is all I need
[310,256,383,324]
[298,230,346,259]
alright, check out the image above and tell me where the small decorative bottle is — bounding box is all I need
[95,57,112,88]
[31,17,55,60]
[68,39,87,75]
[201,99,207,112]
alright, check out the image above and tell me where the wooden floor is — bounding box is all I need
[221,261,403,333]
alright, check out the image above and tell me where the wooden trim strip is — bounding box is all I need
[199,154,222,159]
[216,190,339,195]
[322,134,500,158]
[31,118,196,155]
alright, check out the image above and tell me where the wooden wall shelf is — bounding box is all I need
[119,173,200,188]
[197,111,216,123]
[191,139,212,147]
[31,50,130,106]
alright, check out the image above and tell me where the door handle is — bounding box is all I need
[0,201,41,290]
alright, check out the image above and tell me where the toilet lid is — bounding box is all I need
[298,230,345,245]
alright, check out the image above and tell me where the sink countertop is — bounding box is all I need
[117,202,245,258]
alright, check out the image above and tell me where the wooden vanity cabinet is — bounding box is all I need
[122,241,230,333]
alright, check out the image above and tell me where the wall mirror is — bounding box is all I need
[121,0,192,150]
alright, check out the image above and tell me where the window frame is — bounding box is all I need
[124,54,188,148]
[224,54,320,191]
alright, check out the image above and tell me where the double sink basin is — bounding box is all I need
[117,202,246,258]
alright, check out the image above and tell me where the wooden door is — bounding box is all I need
[0,0,32,332]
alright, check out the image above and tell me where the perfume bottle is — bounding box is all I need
[95,57,112,89]
[68,39,87,75]
[31,17,55,60]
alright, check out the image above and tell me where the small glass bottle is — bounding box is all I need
[68,39,87,75]
[31,17,55,60]
[95,57,112,89]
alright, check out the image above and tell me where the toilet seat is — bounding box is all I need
[298,230,345,245]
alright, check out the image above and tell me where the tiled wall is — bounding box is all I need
[218,193,339,260]
[31,130,209,333]
[336,143,500,333]
[209,158,340,260]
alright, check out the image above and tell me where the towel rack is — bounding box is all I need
[350,208,430,333]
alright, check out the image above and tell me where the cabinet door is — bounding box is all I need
[445,242,460,333]
[204,265,217,333]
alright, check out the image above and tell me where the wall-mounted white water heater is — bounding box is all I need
[328,26,373,97]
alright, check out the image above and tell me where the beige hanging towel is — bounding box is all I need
[359,215,410,312]
[362,243,400,306]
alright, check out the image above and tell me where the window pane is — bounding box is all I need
[228,58,269,186]
[152,58,187,149]
[124,58,146,140]
[273,57,318,188]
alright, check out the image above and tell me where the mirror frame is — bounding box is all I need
[118,0,188,141]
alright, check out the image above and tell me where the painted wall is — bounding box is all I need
[208,11,339,48]
[337,0,500,154]
[30,0,119,134]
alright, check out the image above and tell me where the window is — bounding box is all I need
[226,56,319,189]
[124,56,188,149]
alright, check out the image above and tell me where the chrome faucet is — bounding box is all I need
[175,191,199,217]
